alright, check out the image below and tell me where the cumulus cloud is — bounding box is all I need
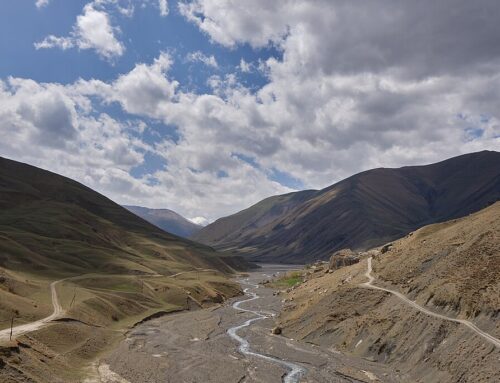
[35,2,125,60]
[35,0,50,9]
[175,0,500,186]
[0,53,291,221]
[178,1,289,48]
[9,1,500,221]
[78,52,178,116]
[189,216,210,226]
[186,51,218,68]
[0,77,147,191]
[158,0,168,16]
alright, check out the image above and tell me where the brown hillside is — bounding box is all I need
[194,151,500,263]
[277,202,500,382]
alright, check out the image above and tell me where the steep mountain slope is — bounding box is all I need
[277,202,500,383]
[194,151,500,263]
[0,156,245,382]
[0,156,242,278]
[124,205,202,238]
[193,189,316,246]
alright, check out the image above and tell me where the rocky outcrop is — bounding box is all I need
[271,326,282,335]
[329,249,360,270]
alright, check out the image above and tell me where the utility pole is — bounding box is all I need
[9,315,14,341]
[70,287,77,308]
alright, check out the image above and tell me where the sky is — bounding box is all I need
[1,1,499,225]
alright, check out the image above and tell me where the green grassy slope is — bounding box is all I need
[0,156,240,277]
[0,156,248,330]
[0,156,249,382]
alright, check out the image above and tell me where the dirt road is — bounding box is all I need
[0,279,64,342]
[362,257,500,348]
[99,265,400,382]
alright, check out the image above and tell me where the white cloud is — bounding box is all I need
[78,52,178,116]
[34,35,74,50]
[0,78,147,194]
[239,58,252,73]
[189,216,210,226]
[10,2,500,221]
[186,51,218,68]
[178,1,289,48]
[35,0,50,9]
[175,0,500,187]
[158,0,168,16]
[0,54,291,221]
[35,2,125,60]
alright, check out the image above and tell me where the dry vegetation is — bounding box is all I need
[277,203,500,383]
[0,156,246,382]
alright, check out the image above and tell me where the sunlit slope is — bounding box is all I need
[277,202,500,383]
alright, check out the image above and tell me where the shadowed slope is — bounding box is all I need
[0,156,241,277]
[194,151,500,263]
[123,205,202,238]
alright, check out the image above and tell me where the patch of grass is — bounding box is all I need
[269,271,303,288]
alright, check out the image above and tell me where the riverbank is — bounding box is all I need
[96,265,401,382]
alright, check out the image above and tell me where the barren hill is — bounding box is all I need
[194,151,500,263]
[277,202,500,382]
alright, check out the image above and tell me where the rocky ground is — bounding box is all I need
[97,265,402,383]
[277,203,500,383]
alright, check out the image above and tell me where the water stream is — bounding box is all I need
[227,279,307,383]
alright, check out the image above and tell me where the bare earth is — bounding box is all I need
[362,257,500,348]
[0,279,64,342]
[98,265,401,383]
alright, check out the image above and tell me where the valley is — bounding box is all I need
[2,2,500,381]
[0,154,498,383]
[96,265,401,383]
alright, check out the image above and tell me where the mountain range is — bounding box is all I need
[193,151,500,263]
[123,205,202,238]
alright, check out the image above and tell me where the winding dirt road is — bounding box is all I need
[168,268,217,278]
[362,257,500,348]
[0,268,218,341]
[0,279,64,342]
